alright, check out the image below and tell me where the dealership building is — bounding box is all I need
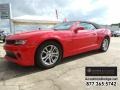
[11,15,60,33]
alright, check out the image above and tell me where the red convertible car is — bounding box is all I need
[4,21,111,69]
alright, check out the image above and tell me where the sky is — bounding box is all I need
[0,0,120,25]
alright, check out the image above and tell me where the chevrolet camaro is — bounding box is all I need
[4,21,111,69]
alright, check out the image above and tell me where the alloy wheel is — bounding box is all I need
[102,39,109,51]
[41,45,59,65]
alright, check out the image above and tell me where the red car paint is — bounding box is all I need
[4,21,111,66]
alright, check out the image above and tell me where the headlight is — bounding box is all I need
[14,40,27,45]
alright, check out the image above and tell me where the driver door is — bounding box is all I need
[72,22,98,52]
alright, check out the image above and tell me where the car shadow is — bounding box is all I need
[0,50,101,81]
[60,50,101,64]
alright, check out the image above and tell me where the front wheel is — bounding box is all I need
[35,41,62,69]
[100,38,110,52]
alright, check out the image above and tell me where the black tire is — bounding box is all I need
[99,38,110,52]
[35,41,63,69]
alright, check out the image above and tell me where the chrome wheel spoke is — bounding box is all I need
[50,45,54,52]
[42,50,47,54]
[49,56,54,64]
[52,52,59,56]
[42,55,48,61]
[44,47,49,52]
[48,57,52,64]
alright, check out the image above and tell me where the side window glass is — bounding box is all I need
[79,23,96,30]
[88,24,96,30]
[79,23,89,29]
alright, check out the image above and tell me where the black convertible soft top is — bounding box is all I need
[69,21,101,29]
[80,21,101,29]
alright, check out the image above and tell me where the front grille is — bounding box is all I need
[6,51,17,59]
[6,40,15,45]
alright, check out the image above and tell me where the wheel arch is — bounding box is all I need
[34,38,64,65]
[104,35,110,42]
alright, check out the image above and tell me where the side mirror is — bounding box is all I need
[74,26,85,33]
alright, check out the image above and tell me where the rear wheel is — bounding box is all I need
[100,38,110,52]
[35,41,62,69]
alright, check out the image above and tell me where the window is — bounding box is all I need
[52,22,74,30]
[79,22,96,30]
[88,24,96,30]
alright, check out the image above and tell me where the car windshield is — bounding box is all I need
[52,22,74,30]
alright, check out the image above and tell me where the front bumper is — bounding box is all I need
[4,44,36,66]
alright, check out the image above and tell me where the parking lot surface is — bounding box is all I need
[0,37,120,90]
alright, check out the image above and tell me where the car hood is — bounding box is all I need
[6,29,54,40]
